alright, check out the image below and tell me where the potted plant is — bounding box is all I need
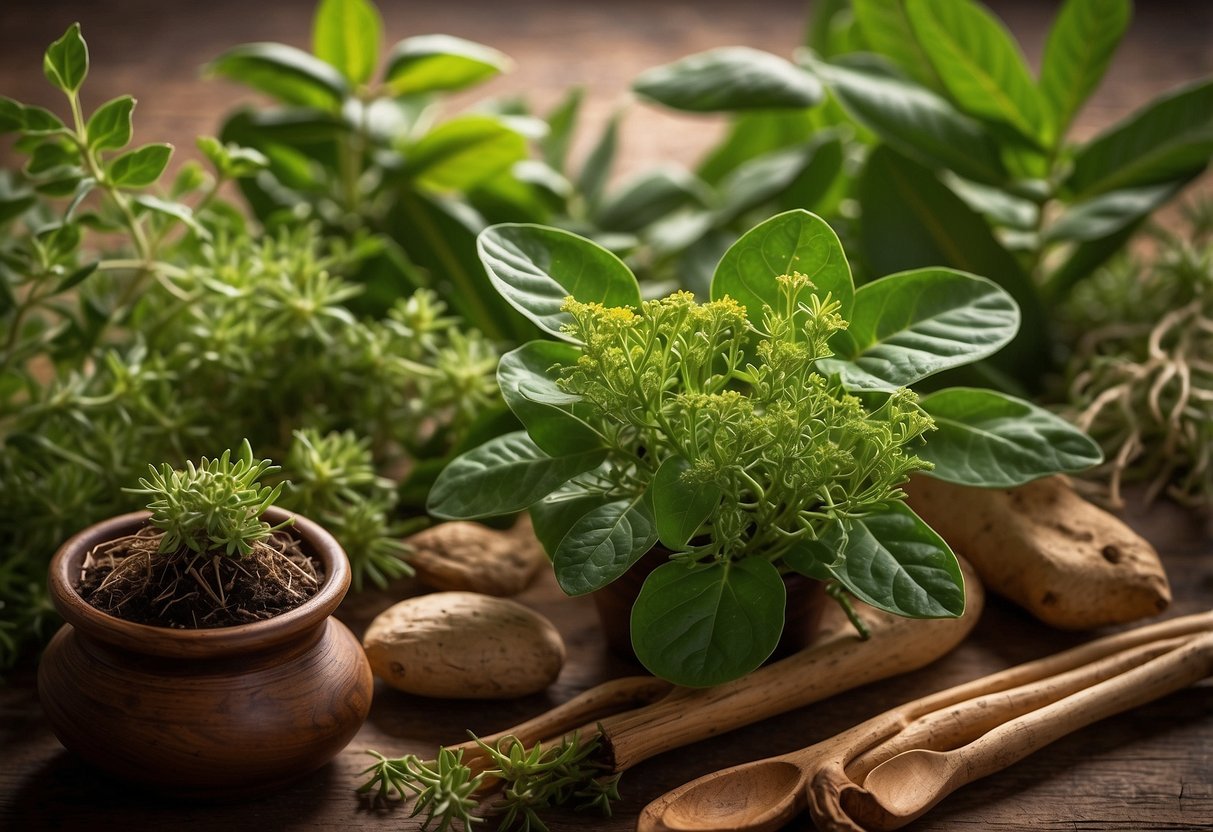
[37,441,372,796]
[428,209,1102,687]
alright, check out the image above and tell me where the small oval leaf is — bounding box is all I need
[553,495,658,595]
[86,95,134,152]
[107,143,173,189]
[385,34,512,96]
[651,456,723,550]
[497,340,601,456]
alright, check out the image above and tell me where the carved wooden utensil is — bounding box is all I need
[637,610,1213,832]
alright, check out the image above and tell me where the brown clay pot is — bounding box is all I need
[592,547,829,665]
[37,507,373,798]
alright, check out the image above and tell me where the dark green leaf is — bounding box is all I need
[427,431,606,520]
[553,494,658,595]
[631,557,786,687]
[207,43,349,110]
[385,34,511,96]
[851,0,942,91]
[651,456,723,550]
[543,86,583,174]
[33,175,83,197]
[86,95,134,151]
[783,538,836,581]
[0,96,27,133]
[715,139,829,224]
[905,0,1051,146]
[43,23,88,94]
[596,167,708,233]
[1045,181,1186,244]
[477,223,641,340]
[634,47,823,112]
[406,115,527,192]
[20,105,67,136]
[1066,79,1213,197]
[711,209,854,325]
[25,141,78,176]
[312,0,382,85]
[107,143,172,188]
[530,485,610,556]
[697,109,818,185]
[1040,0,1131,136]
[919,387,1102,487]
[576,109,620,209]
[1044,219,1140,301]
[53,261,97,293]
[822,503,964,618]
[823,267,1019,390]
[497,340,602,456]
[0,194,35,225]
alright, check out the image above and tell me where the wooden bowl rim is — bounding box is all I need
[47,506,350,658]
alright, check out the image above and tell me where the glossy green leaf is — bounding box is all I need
[651,456,723,549]
[808,55,1007,186]
[1045,182,1186,244]
[1040,0,1131,135]
[43,23,88,94]
[427,431,606,520]
[497,340,601,456]
[851,0,942,91]
[595,167,708,233]
[208,43,349,110]
[553,494,658,595]
[312,0,382,85]
[631,557,786,687]
[1066,79,1213,198]
[634,47,823,112]
[711,209,853,325]
[906,0,1051,146]
[823,268,1019,390]
[715,139,828,225]
[86,96,134,151]
[477,223,641,340]
[385,35,511,96]
[823,503,964,618]
[919,387,1102,487]
[107,143,172,188]
[406,115,527,193]
[530,485,610,556]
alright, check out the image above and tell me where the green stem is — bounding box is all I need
[827,581,870,640]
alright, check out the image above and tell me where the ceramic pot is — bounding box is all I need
[592,547,829,664]
[38,507,373,798]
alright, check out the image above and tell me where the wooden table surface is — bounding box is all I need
[2,496,1211,832]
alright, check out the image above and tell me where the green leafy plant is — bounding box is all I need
[428,210,1101,687]
[630,0,1213,391]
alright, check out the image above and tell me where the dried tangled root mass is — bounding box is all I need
[78,526,322,628]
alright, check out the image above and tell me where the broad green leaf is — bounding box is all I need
[208,43,349,110]
[1045,182,1187,244]
[385,35,511,96]
[783,538,837,581]
[477,223,641,340]
[530,486,611,556]
[25,141,78,176]
[20,105,67,136]
[107,143,172,188]
[1040,0,1131,135]
[43,23,88,94]
[711,209,854,324]
[697,109,819,185]
[406,115,527,192]
[86,96,134,152]
[634,47,823,112]
[553,494,659,595]
[919,387,1102,487]
[497,340,601,456]
[823,503,964,618]
[312,0,382,85]
[543,86,583,174]
[906,0,1051,146]
[576,109,620,209]
[595,167,708,233]
[651,456,723,550]
[823,268,1019,390]
[808,55,1007,186]
[427,431,606,520]
[851,0,942,92]
[715,139,830,225]
[1066,79,1213,198]
[631,557,786,687]
[0,97,24,133]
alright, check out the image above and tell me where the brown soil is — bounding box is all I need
[77,524,323,629]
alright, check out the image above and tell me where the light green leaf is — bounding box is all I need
[851,0,942,91]
[634,47,823,112]
[385,35,511,96]
[207,43,349,110]
[1045,182,1187,244]
[553,494,658,595]
[651,456,723,550]
[631,557,786,687]
[711,209,854,325]
[406,115,527,193]
[427,431,606,520]
[823,503,964,618]
[43,23,88,95]
[823,267,1019,390]
[906,0,1051,146]
[477,223,641,340]
[808,55,1007,186]
[919,387,1102,487]
[1066,79,1213,198]
[86,96,134,151]
[107,143,172,189]
[1040,0,1131,136]
[497,340,601,456]
[312,0,382,85]
[132,194,207,237]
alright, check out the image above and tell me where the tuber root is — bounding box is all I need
[405,519,547,597]
[904,475,1170,629]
